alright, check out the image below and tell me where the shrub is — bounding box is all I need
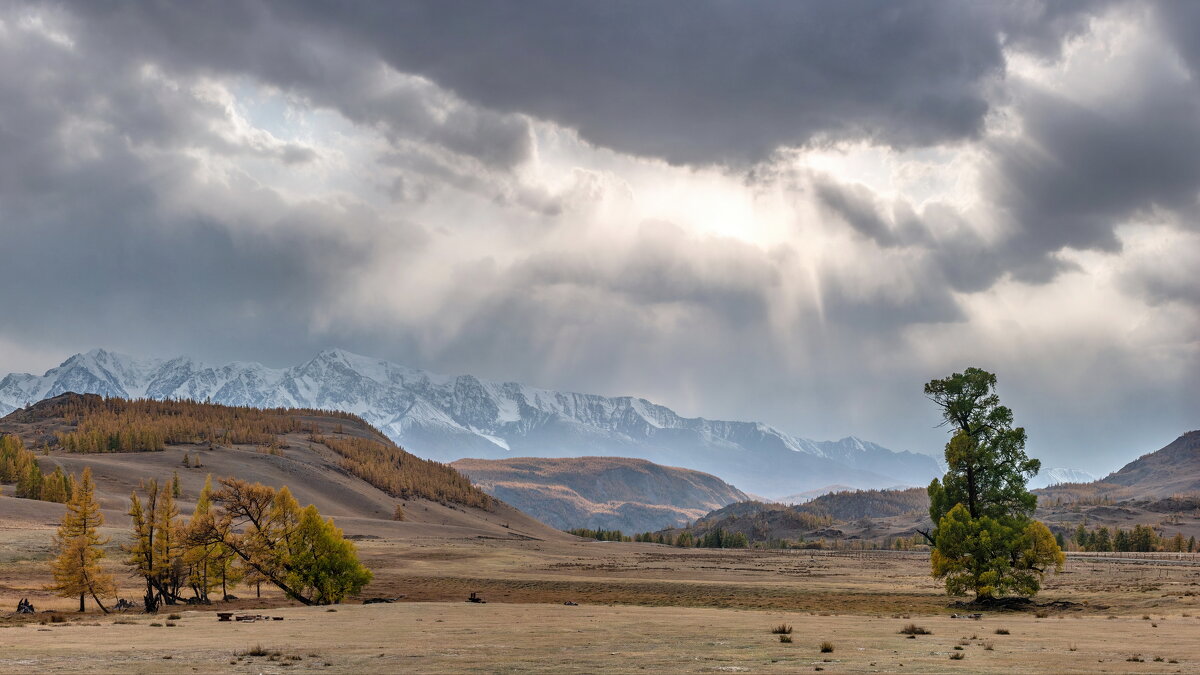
[994,628,1010,635]
[779,635,792,643]
[771,624,793,635]
[167,613,181,620]
[950,652,965,660]
[819,641,834,653]
[899,624,931,635]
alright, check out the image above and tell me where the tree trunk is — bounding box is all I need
[966,465,978,518]
[89,589,110,614]
[79,593,85,613]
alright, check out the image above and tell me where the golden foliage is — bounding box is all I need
[1,434,74,502]
[49,468,116,612]
[52,397,321,452]
[312,434,492,510]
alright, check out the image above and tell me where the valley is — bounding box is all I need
[450,456,748,532]
[2,395,1200,672]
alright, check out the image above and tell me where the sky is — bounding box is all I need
[0,1,1196,474]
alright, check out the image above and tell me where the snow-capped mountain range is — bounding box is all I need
[0,348,942,497]
[1029,467,1098,489]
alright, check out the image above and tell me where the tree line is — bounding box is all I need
[311,434,492,510]
[1071,523,1197,553]
[48,468,372,613]
[2,434,75,503]
[570,527,751,548]
[53,397,310,452]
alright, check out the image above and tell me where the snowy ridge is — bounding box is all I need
[1030,467,1098,489]
[0,348,942,497]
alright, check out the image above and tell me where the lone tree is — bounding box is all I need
[49,467,116,612]
[924,368,1064,600]
[190,478,371,605]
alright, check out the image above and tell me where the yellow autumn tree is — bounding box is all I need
[191,478,371,605]
[125,478,186,612]
[49,467,116,612]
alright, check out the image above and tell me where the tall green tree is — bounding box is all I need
[924,368,1063,600]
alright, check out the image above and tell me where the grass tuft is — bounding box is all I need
[779,634,792,643]
[949,652,965,660]
[819,641,834,653]
[899,623,931,635]
[771,624,793,635]
[994,627,1010,635]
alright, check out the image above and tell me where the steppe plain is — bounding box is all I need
[4,520,1200,673]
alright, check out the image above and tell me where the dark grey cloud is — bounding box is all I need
[983,79,1200,283]
[52,0,535,187]
[814,178,903,247]
[58,0,1102,166]
[0,10,424,365]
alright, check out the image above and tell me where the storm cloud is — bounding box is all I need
[0,0,1195,473]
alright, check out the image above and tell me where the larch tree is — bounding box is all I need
[184,474,242,602]
[924,368,1064,600]
[125,479,187,612]
[17,459,43,499]
[49,467,116,612]
[190,478,371,605]
[183,474,219,602]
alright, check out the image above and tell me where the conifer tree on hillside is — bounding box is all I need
[924,368,1064,600]
[49,467,116,612]
[17,459,43,499]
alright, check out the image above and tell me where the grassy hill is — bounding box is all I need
[0,393,562,541]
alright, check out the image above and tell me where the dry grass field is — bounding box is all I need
[5,520,1200,673]
[3,601,1200,674]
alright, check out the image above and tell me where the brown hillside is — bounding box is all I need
[0,393,563,542]
[1100,430,1200,496]
[1037,431,1200,504]
[451,456,749,532]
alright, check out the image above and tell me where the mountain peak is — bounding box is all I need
[0,348,942,496]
